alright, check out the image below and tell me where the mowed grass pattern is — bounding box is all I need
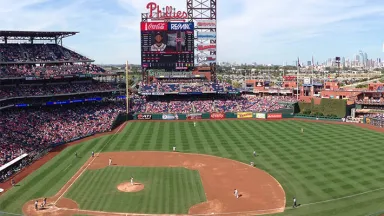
[0,120,384,216]
[65,167,206,214]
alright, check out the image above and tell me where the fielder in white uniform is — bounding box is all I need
[131,177,134,185]
[194,122,196,127]
[234,189,239,198]
[109,158,112,166]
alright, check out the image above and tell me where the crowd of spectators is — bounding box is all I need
[0,102,125,168]
[140,82,237,93]
[132,95,297,114]
[0,64,107,78]
[355,98,384,105]
[0,82,119,99]
[0,44,90,62]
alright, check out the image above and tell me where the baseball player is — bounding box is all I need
[11,178,15,186]
[234,189,239,199]
[43,198,47,207]
[131,176,134,185]
[173,146,176,152]
[34,200,38,211]
[301,128,304,133]
[151,32,167,51]
[253,150,257,157]
[92,151,94,157]
[293,197,298,208]
[109,158,112,166]
[194,122,196,127]
[75,152,78,158]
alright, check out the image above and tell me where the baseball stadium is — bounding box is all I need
[1,1,384,216]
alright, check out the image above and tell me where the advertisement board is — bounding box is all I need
[137,114,152,120]
[187,113,202,120]
[162,114,179,120]
[197,32,216,39]
[304,77,311,85]
[210,113,225,119]
[196,20,216,28]
[197,44,216,51]
[141,21,194,70]
[152,92,165,96]
[168,22,194,31]
[253,113,266,119]
[237,112,253,119]
[267,113,282,119]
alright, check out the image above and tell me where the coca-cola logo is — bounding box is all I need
[141,22,167,31]
[210,113,224,119]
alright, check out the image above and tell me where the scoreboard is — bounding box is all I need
[141,22,194,71]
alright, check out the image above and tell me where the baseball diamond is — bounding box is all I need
[2,1,384,215]
[0,119,384,216]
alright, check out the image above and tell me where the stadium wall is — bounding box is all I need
[298,98,347,118]
[133,108,295,121]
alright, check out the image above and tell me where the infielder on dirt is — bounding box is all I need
[234,189,239,198]
[109,158,112,166]
[131,176,134,185]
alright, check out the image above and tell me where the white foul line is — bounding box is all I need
[54,123,126,205]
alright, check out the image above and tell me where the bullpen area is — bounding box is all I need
[1,120,384,216]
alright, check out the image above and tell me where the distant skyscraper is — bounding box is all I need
[307,61,312,67]
[364,53,368,66]
[342,57,346,67]
[359,50,364,66]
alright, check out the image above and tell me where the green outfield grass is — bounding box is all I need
[1,120,384,216]
[65,167,206,214]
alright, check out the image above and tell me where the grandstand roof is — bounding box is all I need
[0,31,78,39]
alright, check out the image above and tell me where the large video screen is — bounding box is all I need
[141,22,194,71]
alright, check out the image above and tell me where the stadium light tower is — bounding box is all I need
[187,0,217,82]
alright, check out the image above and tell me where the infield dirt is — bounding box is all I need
[23,151,286,216]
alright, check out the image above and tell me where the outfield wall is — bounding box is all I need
[133,109,295,121]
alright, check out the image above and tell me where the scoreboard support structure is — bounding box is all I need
[187,0,217,82]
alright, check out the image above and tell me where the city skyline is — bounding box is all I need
[2,0,384,64]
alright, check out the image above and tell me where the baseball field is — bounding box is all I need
[1,119,384,216]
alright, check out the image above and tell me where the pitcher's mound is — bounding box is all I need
[117,182,144,192]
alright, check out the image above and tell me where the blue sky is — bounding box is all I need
[1,0,384,65]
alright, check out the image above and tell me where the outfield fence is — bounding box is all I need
[133,109,295,121]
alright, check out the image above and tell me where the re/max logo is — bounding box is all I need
[169,23,194,30]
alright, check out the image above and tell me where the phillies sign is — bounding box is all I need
[146,2,188,20]
[168,22,194,31]
[141,22,167,31]
[198,44,216,51]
